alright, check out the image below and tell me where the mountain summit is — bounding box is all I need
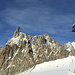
[0,27,74,75]
[13,26,20,37]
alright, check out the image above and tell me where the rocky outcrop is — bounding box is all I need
[62,42,74,51]
[69,49,75,56]
[13,26,20,37]
[62,42,75,56]
[0,27,70,75]
[0,44,35,75]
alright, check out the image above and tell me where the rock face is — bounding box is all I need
[13,26,20,37]
[0,27,70,75]
[62,42,75,56]
[62,42,74,51]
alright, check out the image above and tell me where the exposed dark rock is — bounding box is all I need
[70,49,75,56]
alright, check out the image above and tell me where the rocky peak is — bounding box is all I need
[0,26,70,75]
[44,34,52,43]
[52,39,58,44]
[62,42,74,51]
[13,26,20,38]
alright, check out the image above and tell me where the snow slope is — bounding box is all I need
[17,56,75,75]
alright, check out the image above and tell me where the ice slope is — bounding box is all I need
[17,56,75,75]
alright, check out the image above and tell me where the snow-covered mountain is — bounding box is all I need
[17,56,75,75]
[0,26,75,75]
[62,42,75,51]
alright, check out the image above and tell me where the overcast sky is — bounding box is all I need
[0,0,75,47]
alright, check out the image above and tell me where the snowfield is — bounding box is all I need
[17,56,75,75]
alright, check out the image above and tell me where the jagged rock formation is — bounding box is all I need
[13,26,20,37]
[0,27,70,75]
[62,42,74,51]
[62,42,75,56]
